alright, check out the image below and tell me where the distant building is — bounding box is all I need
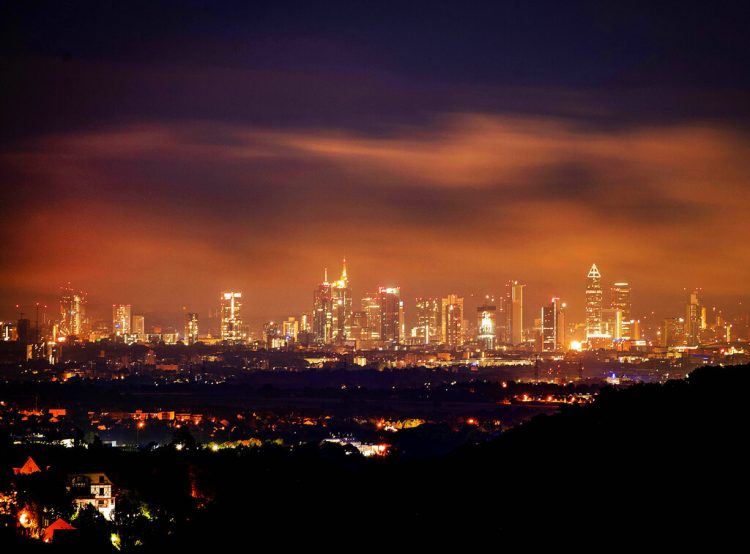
[685,289,703,346]
[610,282,632,339]
[441,294,464,346]
[132,315,146,342]
[585,264,603,340]
[415,297,441,345]
[663,317,685,347]
[510,282,525,345]
[112,304,131,338]
[220,292,243,342]
[282,317,299,342]
[330,259,352,343]
[378,287,402,345]
[59,284,87,338]
[67,473,116,520]
[313,271,333,344]
[184,312,199,344]
[541,297,565,351]
[476,298,496,350]
[361,292,381,341]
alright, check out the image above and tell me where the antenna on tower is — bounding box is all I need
[324,267,328,283]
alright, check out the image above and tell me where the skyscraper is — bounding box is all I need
[112,304,131,338]
[611,282,632,340]
[415,297,441,344]
[59,284,87,338]
[132,315,145,342]
[220,291,243,342]
[330,259,352,343]
[361,292,381,341]
[184,312,199,344]
[585,264,603,339]
[541,297,565,351]
[476,297,497,351]
[685,289,703,346]
[510,282,525,345]
[378,287,401,345]
[313,270,333,344]
[441,294,464,346]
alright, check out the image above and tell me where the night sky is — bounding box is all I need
[2,1,749,328]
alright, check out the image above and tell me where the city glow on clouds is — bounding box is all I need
[1,112,749,324]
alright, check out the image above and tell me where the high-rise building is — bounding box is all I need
[541,297,565,351]
[313,271,333,344]
[282,317,299,342]
[362,292,381,341]
[220,292,243,342]
[415,297,441,345]
[585,264,603,339]
[685,289,703,346]
[184,313,199,344]
[132,315,145,341]
[610,282,632,340]
[663,317,685,347]
[59,284,87,338]
[441,294,464,347]
[330,259,352,343]
[112,304,131,338]
[510,282,525,345]
[378,287,401,345]
[476,297,497,351]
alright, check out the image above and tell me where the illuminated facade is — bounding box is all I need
[585,264,603,339]
[663,317,685,347]
[112,304,131,338]
[59,284,87,338]
[415,297,441,344]
[282,317,299,342]
[441,294,464,346]
[362,292,381,341]
[378,287,402,345]
[132,315,145,342]
[510,282,524,345]
[184,312,199,344]
[313,271,333,344]
[330,259,352,342]
[541,297,565,351]
[476,298,497,350]
[220,291,243,342]
[685,289,703,346]
[610,282,632,339]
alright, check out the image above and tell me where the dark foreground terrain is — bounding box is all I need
[2,364,747,550]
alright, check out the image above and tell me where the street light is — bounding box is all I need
[136,420,145,447]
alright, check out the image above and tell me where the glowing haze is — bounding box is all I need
[1,2,749,328]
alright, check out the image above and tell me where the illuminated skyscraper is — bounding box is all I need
[362,292,381,340]
[184,312,199,344]
[132,315,145,341]
[415,297,441,344]
[282,317,299,342]
[441,294,464,346]
[330,259,352,342]
[220,291,243,342]
[585,264,603,339]
[476,297,497,350]
[59,284,87,338]
[663,317,685,347]
[313,270,333,344]
[610,282,632,339]
[378,287,401,345]
[541,297,565,351]
[685,289,703,346]
[112,304,131,338]
[510,282,525,345]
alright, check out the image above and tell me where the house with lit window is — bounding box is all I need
[66,473,116,520]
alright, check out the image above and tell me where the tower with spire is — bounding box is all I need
[585,263,603,340]
[313,259,351,345]
[331,258,352,343]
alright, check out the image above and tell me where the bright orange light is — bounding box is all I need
[137,421,145,429]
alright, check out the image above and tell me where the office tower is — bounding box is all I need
[299,312,311,333]
[611,282,632,339]
[663,317,685,347]
[510,282,525,345]
[282,317,299,342]
[585,264,603,339]
[499,281,514,344]
[362,292,381,340]
[685,289,703,346]
[112,304,131,338]
[313,270,333,344]
[441,294,464,346]
[220,291,243,342]
[263,321,281,347]
[415,297,441,345]
[1,322,13,341]
[541,297,565,351]
[59,284,87,338]
[17,319,31,344]
[330,259,352,342]
[350,311,368,341]
[184,313,199,344]
[132,315,146,342]
[378,287,401,345]
[476,297,497,351]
